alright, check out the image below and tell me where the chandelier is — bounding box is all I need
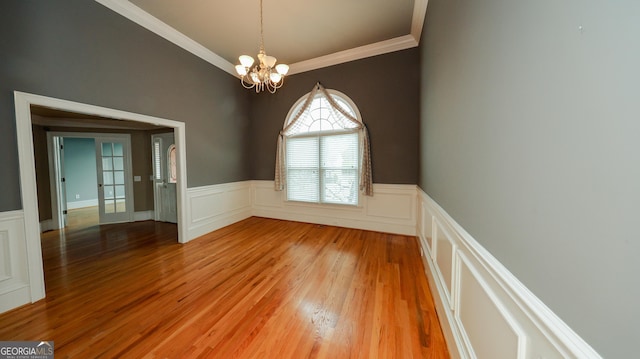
[235,0,289,93]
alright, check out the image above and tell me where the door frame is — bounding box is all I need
[14,91,189,304]
[47,135,67,230]
[47,132,135,228]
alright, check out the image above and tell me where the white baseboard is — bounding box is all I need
[66,199,98,209]
[251,181,416,235]
[39,219,55,233]
[416,188,602,359]
[185,181,253,241]
[134,210,154,222]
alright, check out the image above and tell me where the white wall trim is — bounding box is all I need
[0,210,31,313]
[416,187,602,359]
[185,182,253,241]
[39,219,55,233]
[5,167,601,359]
[134,210,154,222]
[251,181,416,235]
[67,199,99,210]
[411,0,429,42]
[288,35,418,75]
[13,91,189,314]
[94,1,428,76]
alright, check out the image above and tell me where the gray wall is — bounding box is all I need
[419,0,640,357]
[250,49,420,184]
[0,0,250,212]
[63,138,98,205]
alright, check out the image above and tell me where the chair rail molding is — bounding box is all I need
[416,187,602,359]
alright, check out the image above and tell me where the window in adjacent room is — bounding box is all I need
[168,144,177,184]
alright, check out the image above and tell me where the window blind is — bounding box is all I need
[153,139,162,180]
[286,132,358,205]
[286,136,319,202]
[320,133,358,205]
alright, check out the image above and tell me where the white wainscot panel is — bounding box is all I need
[419,202,433,251]
[251,181,416,235]
[434,222,455,309]
[253,183,284,208]
[186,182,252,241]
[0,211,31,313]
[416,188,603,359]
[456,252,525,359]
[365,191,413,220]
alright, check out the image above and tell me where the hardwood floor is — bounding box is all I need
[0,217,449,358]
[66,206,99,228]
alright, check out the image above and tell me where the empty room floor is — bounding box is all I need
[0,217,449,358]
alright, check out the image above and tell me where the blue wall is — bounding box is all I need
[63,138,97,205]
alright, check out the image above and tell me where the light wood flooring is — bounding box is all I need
[66,206,99,228]
[0,217,449,358]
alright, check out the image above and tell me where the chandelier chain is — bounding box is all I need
[259,0,265,53]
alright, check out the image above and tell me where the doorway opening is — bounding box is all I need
[50,136,99,229]
[14,91,189,308]
[46,132,138,230]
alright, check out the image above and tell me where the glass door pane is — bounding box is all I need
[100,142,127,214]
[97,137,132,224]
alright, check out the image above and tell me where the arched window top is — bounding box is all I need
[167,144,177,184]
[275,83,372,197]
[284,89,362,136]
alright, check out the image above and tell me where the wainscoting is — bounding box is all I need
[185,181,253,240]
[182,181,416,241]
[417,189,601,359]
[3,181,602,358]
[0,210,30,313]
[251,181,416,236]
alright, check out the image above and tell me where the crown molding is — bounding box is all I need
[411,0,429,42]
[95,0,429,76]
[287,35,418,75]
[94,0,236,75]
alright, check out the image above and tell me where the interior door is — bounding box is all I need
[96,137,134,224]
[152,133,177,223]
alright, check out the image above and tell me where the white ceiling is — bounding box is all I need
[96,0,428,75]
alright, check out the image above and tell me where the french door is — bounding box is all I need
[96,137,134,224]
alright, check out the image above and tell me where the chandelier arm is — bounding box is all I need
[240,76,256,89]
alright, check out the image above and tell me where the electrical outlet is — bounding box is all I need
[75,194,80,199]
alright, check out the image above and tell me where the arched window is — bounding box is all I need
[167,144,177,184]
[275,83,372,205]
